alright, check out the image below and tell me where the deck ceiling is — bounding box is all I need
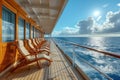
[15,0,67,34]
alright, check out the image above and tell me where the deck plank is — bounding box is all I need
[2,40,84,80]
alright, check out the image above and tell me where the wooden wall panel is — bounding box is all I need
[0,42,16,72]
[0,0,3,71]
[15,12,19,40]
[24,21,26,40]
[4,0,27,16]
[0,0,17,72]
[30,25,32,39]
[2,0,17,14]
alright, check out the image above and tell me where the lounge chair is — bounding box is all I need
[27,39,50,55]
[12,40,52,71]
[32,39,50,50]
[35,38,50,50]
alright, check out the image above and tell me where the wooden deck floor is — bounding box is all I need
[1,40,84,80]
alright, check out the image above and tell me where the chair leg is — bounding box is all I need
[36,60,41,69]
[47,60,52,66]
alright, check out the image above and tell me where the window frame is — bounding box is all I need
[18,17,25,40]
[26,22,30,39]
[2,6,16,42]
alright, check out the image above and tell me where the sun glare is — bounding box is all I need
[93,10,100,17]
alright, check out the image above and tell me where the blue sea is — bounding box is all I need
[53,37,120,80]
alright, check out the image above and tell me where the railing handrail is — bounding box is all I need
[54,38,120,59]
[53,38,113,80]
[53,38,116,80]
[77,56,113,80]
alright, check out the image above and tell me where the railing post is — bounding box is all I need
[72,46,76,67]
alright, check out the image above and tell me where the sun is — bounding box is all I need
[93,10,100,17]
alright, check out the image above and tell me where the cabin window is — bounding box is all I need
[18,17,24,40]
[33,27,35,38]
[37,30,39,38]
[35,29,37,38]
[2,6,15,42]
[39,31,41,38]
[26,22,30,39]
[36,30,38,38]
[34,28,36,38]
[31,26,34,38]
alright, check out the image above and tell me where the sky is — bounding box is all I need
[52,0,120,37]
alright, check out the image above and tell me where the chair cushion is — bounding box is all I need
[28,40,35,49]
[18,40,31,59]
[33,39,37,46]
[37,54,50,60]
[18,40,51,61]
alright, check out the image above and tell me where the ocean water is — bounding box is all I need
[53,37,120,80]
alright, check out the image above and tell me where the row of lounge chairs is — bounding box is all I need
[12,38,52,71]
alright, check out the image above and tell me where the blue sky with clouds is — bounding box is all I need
[52,0,120,36]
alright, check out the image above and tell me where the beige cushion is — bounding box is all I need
[18,40,31,60]
[37,54,50,60]
[28,40,35,49]
[18,40,50,61]
[29,53,50,61]
[33,39,37,46]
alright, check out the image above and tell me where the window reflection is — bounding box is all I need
[31,26,34,38]
[18,17,24,40]
[26,22,30,39]
[2,6,15,42]
[34,28,36,38]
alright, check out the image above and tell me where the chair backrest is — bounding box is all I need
[17,40,31,60]
[28,39,35,49]
[33,39,37,46]
[36,39,39,43]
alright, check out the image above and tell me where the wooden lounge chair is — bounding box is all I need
[27,39,50,55]
[12,40,52,71]
[35,38,47,46]
[32,39,50,50]
[35,38,50,50]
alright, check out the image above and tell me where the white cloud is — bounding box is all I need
[100,11,120,33]
[60,26,79,35]
[83,11,120,34]
[52,26,79,36]
[117,3,120,7]
[78,17,95,34]
[53,11,120,36]
[59,27,79,36]
[52,31,61,36]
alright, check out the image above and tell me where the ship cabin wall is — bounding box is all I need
[0,0,44,72]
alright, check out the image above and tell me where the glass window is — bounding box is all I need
[37,30,40,38]
[34,28,36,38]
[31,26,34,38]
[35,29,37,38]
[18,17,24,40]
[26,22,30,39]
[36,30,38,38]
[39,31,41,38]
[2,6,15,42]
